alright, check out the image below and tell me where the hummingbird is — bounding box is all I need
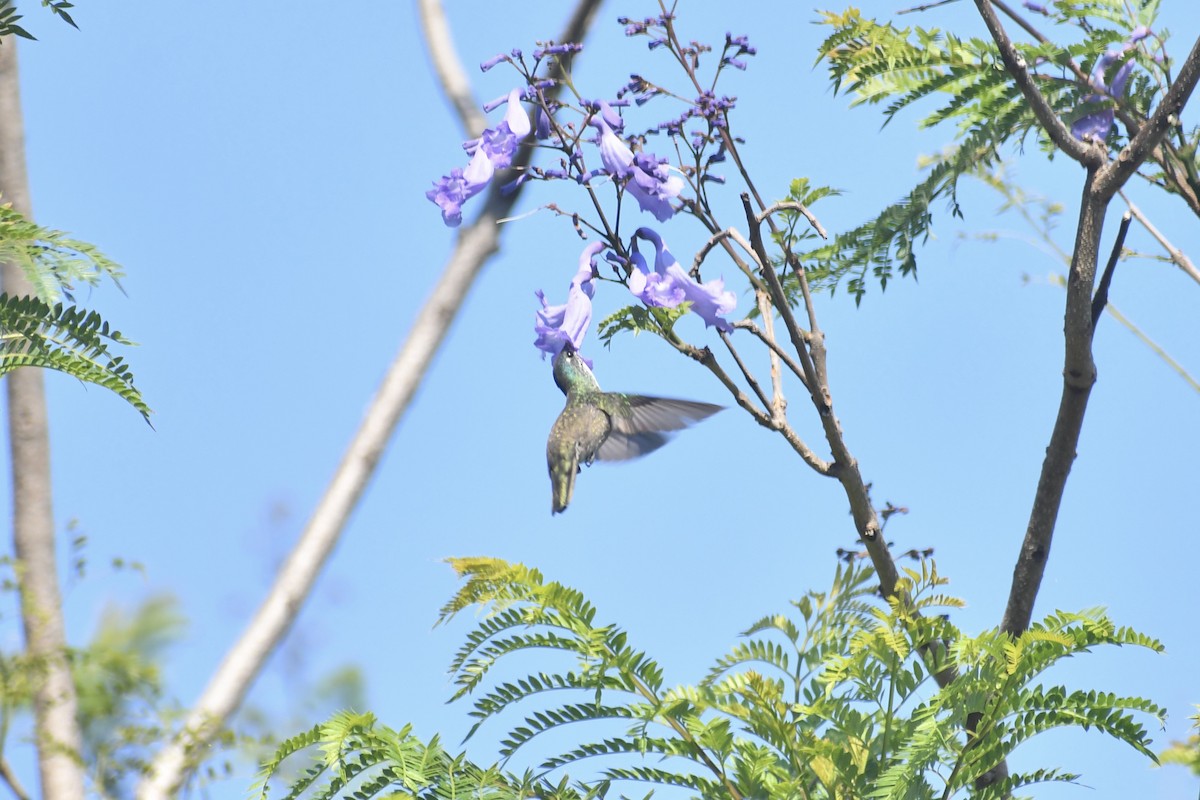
[546,344,723,514]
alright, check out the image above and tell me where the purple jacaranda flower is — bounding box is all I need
[632,228,736,332]
[1071,29,1149,142]
[472,89,533,170]
[533,42,583,59]
[428,89,530,227]
[425,147,493,227]
[1022,1,1049,15]
[591,103,684,222]
[534,242,604,360]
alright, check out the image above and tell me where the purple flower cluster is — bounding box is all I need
[629,228,736,333]
[1071,27,1151,143]
[534,231,737,361]
[426,89,531,227]
[591,102,685,222]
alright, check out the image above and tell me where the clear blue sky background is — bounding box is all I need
[1,2,1197,798]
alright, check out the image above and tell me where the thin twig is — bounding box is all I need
[1091,213,1131,329]
[667,334,832,474]
[1120,191,1200,286]
[732,318,809,390]
[719,331,771,414]
[897,0,961,14]
[690,226,767,292]
[757,200,828,240]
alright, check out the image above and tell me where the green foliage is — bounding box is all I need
[1160,707,1200,775]
[0,592,187,798]
[73,595,186,797]
[267,560,1166,798]
[0,203,123,302]
[0,0,80,39]
[597,302,691,348]
[252,711,587,800]
[0,293,151,421]
[805,2,1183,301]
[428,557,1163,800]
[0,203,149,419]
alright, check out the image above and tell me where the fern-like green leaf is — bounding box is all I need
[0,293,151,421]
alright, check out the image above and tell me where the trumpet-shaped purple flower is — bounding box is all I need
[425,148,493,227]
[591,103,684,222]
[1071,28,1151,142]
[427,89,530,227]
[631,228,736,332]
[534,242,604,360]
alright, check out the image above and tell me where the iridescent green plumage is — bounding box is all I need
[546,345,722,514]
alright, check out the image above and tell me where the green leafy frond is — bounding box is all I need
[498,703,636,758]
[255,714,549,800]
[1159,707,1200,775]
[433,558,1165,798]
[600,764,718,793]
[805,2,1169,300]
[0,0,34,39]
[0,293,151,421]
[0,202,123,302]
[790,130,1000,303]
[972,767,1082,800]
[596,303,690,349]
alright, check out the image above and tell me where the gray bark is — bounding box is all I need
[0,39,88,800]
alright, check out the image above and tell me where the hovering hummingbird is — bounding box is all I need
[546,344,723,514]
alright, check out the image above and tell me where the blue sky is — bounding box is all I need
[1,2,1198,798]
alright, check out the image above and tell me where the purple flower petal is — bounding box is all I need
[632,228,736,332]
[428,89,529,226]
[534,242,604,359]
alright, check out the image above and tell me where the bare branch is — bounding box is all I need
[417,0,486,137]
[690,226,766,291]
[732,319,809,391]
[973,0,1103,165]
[1120,192,1200,286]
[757,200,827,240]
[0,756,31,800]
[719,331,771,415]
[1099,34,1200,196]
[135,2,604,797]
[1091,212,1131,329]
[0,41,87,800]
[667,335,832,474]
[755,289,786,421]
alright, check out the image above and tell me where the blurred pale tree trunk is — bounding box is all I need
[135,2,603,797]
[0,40,88,800]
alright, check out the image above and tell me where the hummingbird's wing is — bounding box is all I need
[594,395,723,461]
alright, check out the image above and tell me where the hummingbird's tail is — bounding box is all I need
[549,453,578,514]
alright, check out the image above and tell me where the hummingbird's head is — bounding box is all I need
[552,344,600,396]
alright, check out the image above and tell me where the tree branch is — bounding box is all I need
[973,0,1103,166]
[997,37,1200,639]
[134,2,603,797]
[0,755,31,800]
[1099,34,1200,197]
[416,0,486,137]
[1120,191,1200,286]
[1090,212,1130,329]
[0,40,88,800]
